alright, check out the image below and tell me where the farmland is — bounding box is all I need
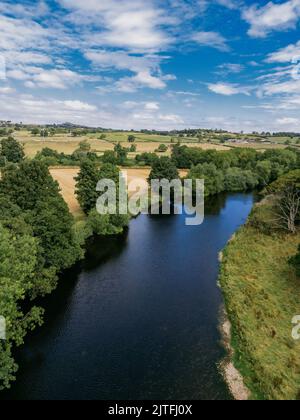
[50,167,188,218]
[13,130,229,158]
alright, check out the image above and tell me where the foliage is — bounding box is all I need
[129,144,137,153]
[128,135,136,143]
[0,137,25,165]
[188,163,224,196]
[87,210,129,236]
[101,150,117,164]
[155,144,168,153]
[148,156,179,182]
[75,160,100,214]
[224,167,259,192]
[0,223,45,390]
[0,160,86,389]
[135,153,159,166]
[114,143,128,165]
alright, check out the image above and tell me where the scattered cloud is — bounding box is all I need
[276,117,300,125]
[216,63,244,74]
[191,31,229,51]
[208,82,250,95]
[266,40,300,63]
[58,0,173,53]
[243,0,300,38]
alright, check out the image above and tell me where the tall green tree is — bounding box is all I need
[148,156,179,182]
[0,137,25,164]
[75,160,100,214]
[188,163,224,197]
[0,223,44,390]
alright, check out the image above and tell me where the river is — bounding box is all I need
[1,193,254,400]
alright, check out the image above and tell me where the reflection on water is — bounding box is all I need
[1,193,254,401]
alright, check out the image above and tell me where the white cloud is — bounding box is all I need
[63,100,97,111]
[0,86,15,94]
[267,40,300,63]
[7,66,93,89]
[208,82,250,96]
[243,0,300,38]
[145,102,160,111]
[85,49,173,92]
[158,114,184,124]
[217,63,244,74]
[215,0,240,9]
[259,78,300,96]
[59,0,172,53]
[172,91,201,96]
[191,31,229,51]
[276,117,300,125]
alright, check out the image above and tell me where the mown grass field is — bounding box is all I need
[50,167,188,219]
[220,205,300,400]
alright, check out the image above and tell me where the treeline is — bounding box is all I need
[0,138,131,390]
[134,145,299,197]
[171,145,299,196]
[0,160,86,389]
[35,142,136,167]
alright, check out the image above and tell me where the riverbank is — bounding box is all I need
[219,202,300,400]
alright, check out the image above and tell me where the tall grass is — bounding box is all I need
[220,205,300,400]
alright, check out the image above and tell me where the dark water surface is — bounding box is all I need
[2,193,254,400]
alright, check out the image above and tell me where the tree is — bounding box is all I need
[78,140,91,152]
[114,143,128,165]
[102,150,118,165]
[188,163,224,197]
[85,163,129,235]
[135,153,159,166]
[0,160,60,211]
[0,160,82,274]
[128,135,136,143]
[275,185,300,233]
[75,160,100,214]
[224,168,259,192]
[268,170,300,234]
[31,128,40,136]
[72,140,93,161]
[40,129,49,138]
[129,144,137,153]
[0,137,25,164]
[148,156,179,182]
[155,144,168,153]
[0,223,44,390]
[32,196,82,270]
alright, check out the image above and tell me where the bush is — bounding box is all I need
[155,144,168,153]
[87,210,129,236]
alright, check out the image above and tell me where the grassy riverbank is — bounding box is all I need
[220,203,300,400]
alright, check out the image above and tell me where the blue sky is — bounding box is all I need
[1,0,300,132]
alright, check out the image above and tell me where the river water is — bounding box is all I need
[1,193,254,400]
